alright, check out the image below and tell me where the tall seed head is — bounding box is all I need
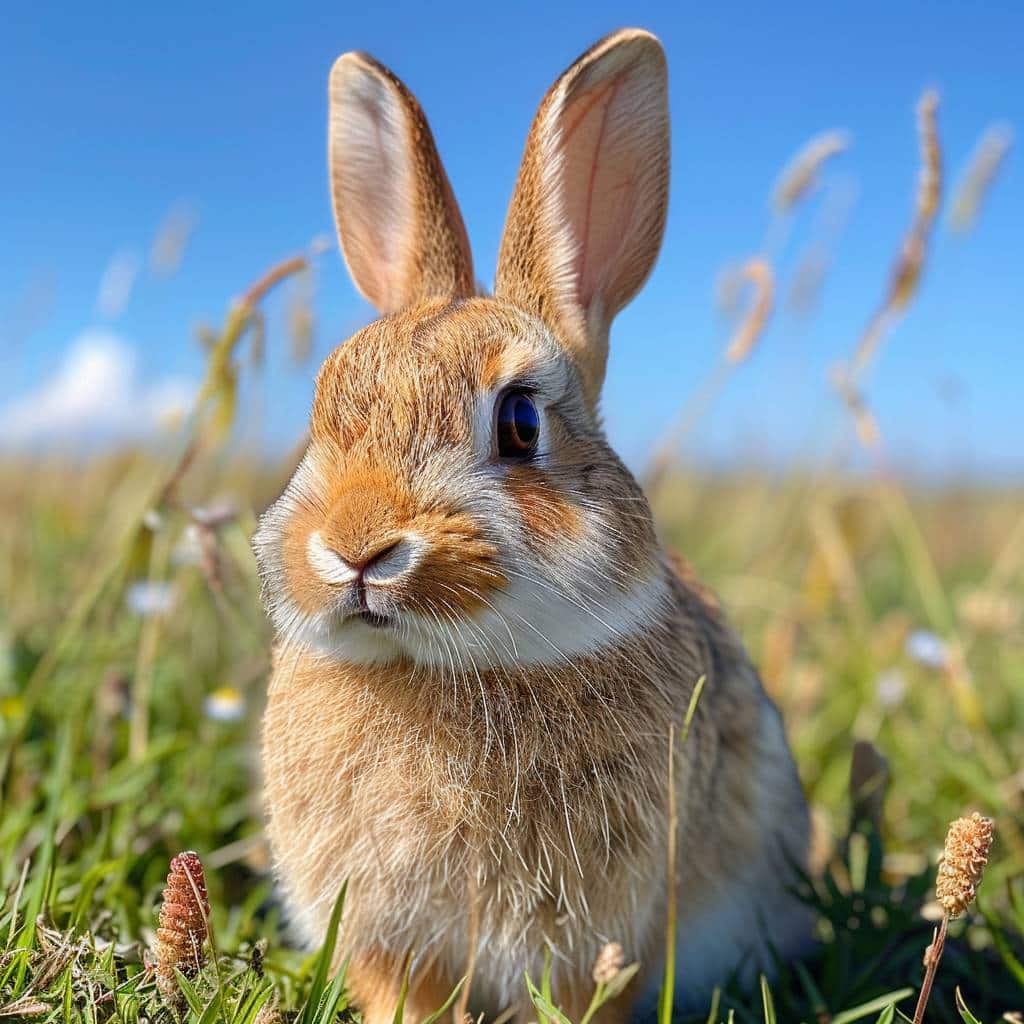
[772,130,850,212]
[935,812,994,918]
[154,851,211,1000]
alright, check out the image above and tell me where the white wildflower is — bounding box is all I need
[876,668,907,708]
[126,581,175,617]
[905,629,949,670]
[204,687,245,722]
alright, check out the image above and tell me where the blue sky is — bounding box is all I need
[2,1,1021,478]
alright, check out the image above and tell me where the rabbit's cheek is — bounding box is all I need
[279,508,340,616]
[501,465,584,551]
[400,515,506,619]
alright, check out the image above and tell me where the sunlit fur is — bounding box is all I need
[254,301,665,673]
[256,28,811,1024]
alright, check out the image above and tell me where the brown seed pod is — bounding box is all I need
[935,812,994,918]
[852,90,943,376]
[154,851,211,1000]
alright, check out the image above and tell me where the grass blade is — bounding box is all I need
[832,988,915,1024]
[295,881,348,1024]
[658,675,707,1024]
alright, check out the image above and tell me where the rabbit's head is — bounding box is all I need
[255,30,671,671]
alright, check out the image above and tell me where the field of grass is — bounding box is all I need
[1,93,1022,1024]
[1,385,1023,1023]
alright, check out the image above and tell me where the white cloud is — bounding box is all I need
[0,331,196,447]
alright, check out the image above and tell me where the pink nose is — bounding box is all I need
[349,539,398,576]
[346,536,416,585]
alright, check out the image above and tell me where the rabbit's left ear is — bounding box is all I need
[329,52,475,314]
[495,29,669,408]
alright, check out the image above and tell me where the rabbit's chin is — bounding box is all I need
[274,564,673,671]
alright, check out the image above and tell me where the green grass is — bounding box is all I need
[2,447,1022,1022]
[1,266,1023,1023]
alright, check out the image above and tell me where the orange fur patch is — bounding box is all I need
[503,464,584,546]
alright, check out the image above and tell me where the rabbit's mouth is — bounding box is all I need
[357,609,392,629]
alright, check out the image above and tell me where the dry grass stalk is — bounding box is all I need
[253,995,283,1024]
[852,90,942,377]
[0,996,51,1017]
[914,91,942,225]
[657,677,706,1024]
[787,176,859,314]
[154,851,211,1002]
[830,367,880,449]
[912,813,994,1024]
[288,268,317,366]
[948,123,1014,233]
[772,130,850,212]
[725,258,774,364]
[714,263,746,318]
[787,246,830,315]
[150,202,199,276]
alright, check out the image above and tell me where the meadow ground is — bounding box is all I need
[0,431,1022,1022]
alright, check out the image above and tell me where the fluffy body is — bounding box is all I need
[256,30,811,1024]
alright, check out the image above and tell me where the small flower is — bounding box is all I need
[935,812,994,918]
[154,851,211,1001]
[875,668,907,708]
[591,941,625,986]
[204,687,246,722]
[905,629,949,671]
[125,581,175,618]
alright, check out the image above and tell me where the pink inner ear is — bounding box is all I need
[331,69,412,313]
[558,70,644,315]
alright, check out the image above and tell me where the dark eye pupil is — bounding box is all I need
[496,392,540,458]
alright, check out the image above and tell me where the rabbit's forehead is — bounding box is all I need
[312,299,570,447]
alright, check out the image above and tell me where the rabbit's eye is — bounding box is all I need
[495,390,540,459]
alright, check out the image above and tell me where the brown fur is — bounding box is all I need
[329,54,474,312]
[495,30,669,408]
[262,576,778,1014]
[256,29,810,1024]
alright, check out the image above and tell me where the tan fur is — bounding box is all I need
[329,53,474,311]
[256,30,810,1024]
[495,29,669,408]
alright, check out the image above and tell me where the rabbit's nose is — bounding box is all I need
[306,531,420,588]
[349,535,418,585]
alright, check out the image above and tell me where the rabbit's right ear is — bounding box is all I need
[328,53,475,314]
[495,30,669,409]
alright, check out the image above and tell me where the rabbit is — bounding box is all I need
[255,27,812,1024]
